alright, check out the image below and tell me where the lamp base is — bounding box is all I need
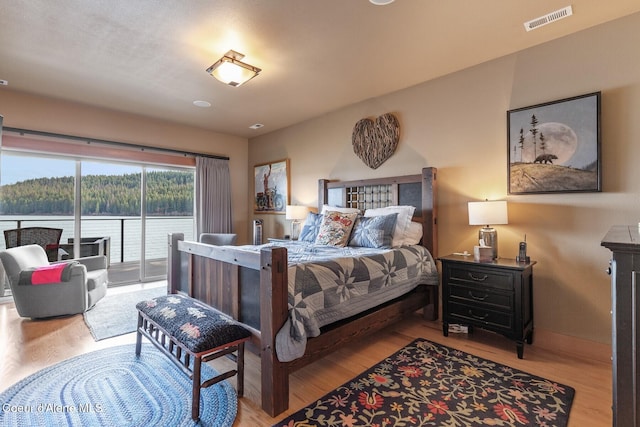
[478,227,498,259]
[291,220,302,240]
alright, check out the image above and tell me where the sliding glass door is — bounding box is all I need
[1,152,195,285]
[143,167,195,281]
[0,152,76,244]
[81,161,143,283]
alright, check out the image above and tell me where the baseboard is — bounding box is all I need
[533,328,611,364]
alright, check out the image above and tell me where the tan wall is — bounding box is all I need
[250,12,640,347]
[0,90,250,243]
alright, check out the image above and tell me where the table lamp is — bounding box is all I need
[285,205,309,240]
[468,200,508,260]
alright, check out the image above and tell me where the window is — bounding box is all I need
[0,129,196,285]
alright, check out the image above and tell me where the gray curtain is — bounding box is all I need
[195,157,232,235]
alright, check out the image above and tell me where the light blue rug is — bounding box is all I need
[0,344,237,427]
[84,286,166,340]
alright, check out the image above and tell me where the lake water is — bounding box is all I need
[0,216,195,262]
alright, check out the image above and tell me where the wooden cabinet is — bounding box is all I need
[440,255,536,359]
[601,225,640,427]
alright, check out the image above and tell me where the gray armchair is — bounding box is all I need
[199,233,237,245]
[0,244,108,319]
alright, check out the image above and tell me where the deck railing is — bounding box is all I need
[0,216,195,264]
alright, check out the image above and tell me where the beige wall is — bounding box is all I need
[0,90,250,243]
[250,12,640,348]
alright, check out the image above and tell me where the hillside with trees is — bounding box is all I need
[0,171,194,216]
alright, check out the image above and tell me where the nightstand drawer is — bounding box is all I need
[447,284,513,311]
[448,301,513,331]
[448,265,514,291]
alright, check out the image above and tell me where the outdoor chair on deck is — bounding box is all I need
[4,227,64,262]
[0,244,108,318]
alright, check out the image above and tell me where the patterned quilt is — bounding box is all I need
[236,241,439,362]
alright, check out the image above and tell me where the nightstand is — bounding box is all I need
[439,254,536,359]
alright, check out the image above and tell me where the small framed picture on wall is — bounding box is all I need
[254,159,290,213]
[507,92,601,194]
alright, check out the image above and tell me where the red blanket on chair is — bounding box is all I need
[24,263,74,285]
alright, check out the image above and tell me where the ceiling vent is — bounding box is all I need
[524,6,573,32]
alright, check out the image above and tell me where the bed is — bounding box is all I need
[167,167,438,416]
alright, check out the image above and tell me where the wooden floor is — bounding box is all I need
[0,288,612,427]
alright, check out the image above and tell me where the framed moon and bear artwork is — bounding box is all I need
[507,92,601,194]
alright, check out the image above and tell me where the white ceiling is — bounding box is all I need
[1,1,639,138]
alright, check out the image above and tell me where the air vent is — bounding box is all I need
[524,6,573,32]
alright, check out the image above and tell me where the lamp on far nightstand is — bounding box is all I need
[286,205,309,240]
[468,200,508,260]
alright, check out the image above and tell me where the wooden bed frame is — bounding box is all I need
[167,167,438,416]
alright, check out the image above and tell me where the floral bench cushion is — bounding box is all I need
[136,294,251,353]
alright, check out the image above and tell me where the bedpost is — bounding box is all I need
[318,179,330,211]
[260,246,289,416]
[421,167,438,258]
[167,232,184,294]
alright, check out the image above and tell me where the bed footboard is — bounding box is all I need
[168,233,290,416]
[167,233,439,417]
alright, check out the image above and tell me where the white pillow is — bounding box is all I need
[364,205,415,247]
[321,204,360,214]
[404,221,423,246]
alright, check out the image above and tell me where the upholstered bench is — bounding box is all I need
[135,294,252,421]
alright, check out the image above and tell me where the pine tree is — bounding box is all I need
[530,114,539,161]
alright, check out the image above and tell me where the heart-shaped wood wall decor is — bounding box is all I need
[351,113,400,169]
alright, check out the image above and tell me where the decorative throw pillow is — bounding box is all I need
[299,212,323,242]
[364,205,416,247]
[348,213,398,248]
[314,211,358,247]
[320,204,360,215]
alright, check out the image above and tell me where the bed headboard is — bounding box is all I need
[318,167,438,257]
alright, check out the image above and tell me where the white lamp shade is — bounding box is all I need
[286,205,309,221]
[468,200,508,226]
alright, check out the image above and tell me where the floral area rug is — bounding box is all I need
[274,338,574,427]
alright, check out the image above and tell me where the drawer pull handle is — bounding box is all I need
[468,291,488,301]
[468,272,488,282]
[468,310,489,320]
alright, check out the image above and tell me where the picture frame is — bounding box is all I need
[507,92,601,194]
[254,158,290,214]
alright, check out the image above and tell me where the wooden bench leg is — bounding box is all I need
[237,342,245,398]
[135,314,143,356]
[192,355,202,421]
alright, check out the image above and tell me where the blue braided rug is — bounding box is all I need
[0,344,237,427]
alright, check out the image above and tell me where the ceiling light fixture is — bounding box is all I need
[369,0,395,5]
[206,50,261,87]
[193,100,211,108]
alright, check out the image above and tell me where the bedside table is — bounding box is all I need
[439,254,536,359]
